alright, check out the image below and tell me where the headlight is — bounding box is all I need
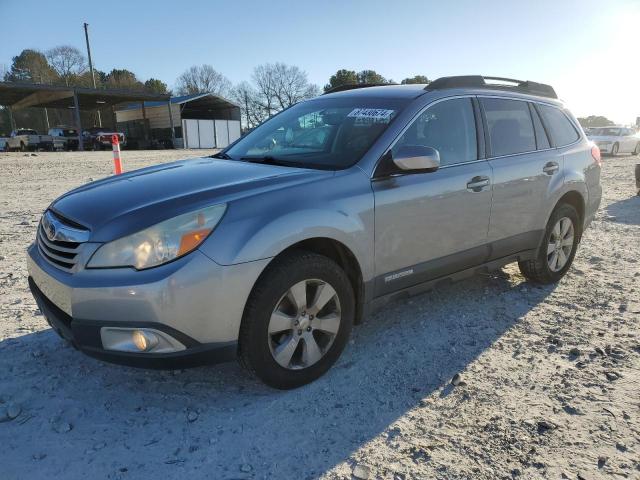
[87,204,226,269]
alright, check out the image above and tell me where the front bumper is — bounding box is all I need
[29,277,236,368]
[27,243,270,368]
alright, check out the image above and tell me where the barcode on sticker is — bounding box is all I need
[347,108,395,120]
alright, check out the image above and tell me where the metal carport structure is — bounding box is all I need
[0,82,171,150]
[115,93,241,148]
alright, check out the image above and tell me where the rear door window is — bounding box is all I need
[481,98,536,157]
[537,104,580,147]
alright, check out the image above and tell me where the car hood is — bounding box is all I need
[50,157,332,242]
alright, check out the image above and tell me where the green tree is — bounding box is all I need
[577,115,615,128]
[5,49,58,83]
[324,69,358,92]
[356,70,388,85]
[104,69,144,91]
[144,78,169,94]
[401,75,430,84]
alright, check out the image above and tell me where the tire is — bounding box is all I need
[633,143,640,156]
[239,250,355,389]
[519,203,581,284]
[611,143,619,156]
[19,142,26,152]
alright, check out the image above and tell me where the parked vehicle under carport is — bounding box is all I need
[49,127,80,151]
[82,127,126,150]
[6,129,54,151]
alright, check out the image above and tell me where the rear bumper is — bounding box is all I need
[98,138,126,147]
[29,276,237,369]
[595,144,612,154]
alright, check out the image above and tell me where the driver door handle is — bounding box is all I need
[466,176,490,192]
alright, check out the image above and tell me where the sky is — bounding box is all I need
[1,0,639,124]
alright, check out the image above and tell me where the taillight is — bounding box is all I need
[591,144,601,167]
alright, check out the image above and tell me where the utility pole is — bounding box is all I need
[83,22,102,127]
[39,75,50,131]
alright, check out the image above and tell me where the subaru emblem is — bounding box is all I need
[46,223,56,241]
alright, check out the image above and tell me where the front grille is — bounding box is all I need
[36,212,89,272]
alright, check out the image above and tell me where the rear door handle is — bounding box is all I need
[543,161,559,175]
[466,176,490,192]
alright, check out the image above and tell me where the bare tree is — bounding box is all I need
[46,45,87,86]
[252,63,319,118]
[175,65,232,96]
[230,81,265,130]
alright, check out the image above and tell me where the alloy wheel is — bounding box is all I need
[268,279,341,370]
[547,217,574,272]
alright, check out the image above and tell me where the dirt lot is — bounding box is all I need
[0,149,639,480]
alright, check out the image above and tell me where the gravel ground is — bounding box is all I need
[0,150,639,480]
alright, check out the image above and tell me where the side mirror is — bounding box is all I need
[392,145,440,172]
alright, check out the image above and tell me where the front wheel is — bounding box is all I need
[239,251,354,389]
[519,203,580,284]
[611,143,619,156]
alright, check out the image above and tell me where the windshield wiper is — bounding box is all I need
[240,155,297,167]
[212,152,232,159]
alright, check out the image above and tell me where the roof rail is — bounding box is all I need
[425,75,557,99]
[322,83,397,95]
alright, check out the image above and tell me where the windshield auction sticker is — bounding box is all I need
[347,108,395,122]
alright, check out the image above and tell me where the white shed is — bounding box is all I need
[115,93,241,149]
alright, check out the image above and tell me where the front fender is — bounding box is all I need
[199,168,375,281]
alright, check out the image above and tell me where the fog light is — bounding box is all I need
[100,327,186,353]
[132,330,158,352]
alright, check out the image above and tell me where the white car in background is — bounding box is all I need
[587,126,640,156]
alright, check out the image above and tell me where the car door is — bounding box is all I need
[372,96,493,296]
[481,97,561,258]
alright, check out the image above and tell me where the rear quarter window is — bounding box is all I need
[529,103,550,150]
[537,104,580,147]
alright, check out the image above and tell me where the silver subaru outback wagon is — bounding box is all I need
[27,75,602,389]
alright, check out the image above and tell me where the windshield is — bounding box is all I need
[224,97,408,169]
[589,128,620,136]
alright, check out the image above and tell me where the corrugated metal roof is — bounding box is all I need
[117,92,239,111]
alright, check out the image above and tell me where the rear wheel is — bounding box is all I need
[633,142,640,156]
[239,251,354,389]
[19,142,26,152]
[519,203,580,284]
